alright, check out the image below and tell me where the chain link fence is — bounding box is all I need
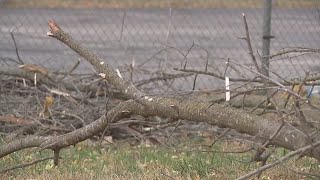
[1,0,320,92]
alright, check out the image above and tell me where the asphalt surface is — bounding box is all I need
[1,7,320,90]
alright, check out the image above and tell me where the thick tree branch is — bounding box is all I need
[44,20,320,160]
[0,136,48,158]
[1,20,319,162]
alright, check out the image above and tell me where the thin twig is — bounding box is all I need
[242,13,261,73]
[192,73,198,91]
[0,156,54,173]
[10,25,24,65]
[236,140,320,180]
[250,89,278,113]
[165,7,172,67]
[59,59,80,81]
[119,9,127,41]
[209,128,231,147]
[164,119,181,145]
[135,72,193,87]
[268,47,320,59]
[229,61,305,100]
[183,41,195,69]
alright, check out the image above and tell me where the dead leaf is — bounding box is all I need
[0,114,32,125]
[42,95,54,117]
[19,64,49,75]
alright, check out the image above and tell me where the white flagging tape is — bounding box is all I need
[34,73,37,86]
[225,77,230,101]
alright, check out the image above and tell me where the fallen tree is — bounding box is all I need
[1,20,320,178]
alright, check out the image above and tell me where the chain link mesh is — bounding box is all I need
[1,0,320,91]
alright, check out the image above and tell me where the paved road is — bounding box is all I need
[1,8,320,90]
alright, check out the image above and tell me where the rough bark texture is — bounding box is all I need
[0,136,48,157]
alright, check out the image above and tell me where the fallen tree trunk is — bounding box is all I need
[1,20,319,162]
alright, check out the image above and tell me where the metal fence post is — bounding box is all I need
[261,0,272,77]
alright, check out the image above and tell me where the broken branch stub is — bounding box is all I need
[48,20,145,101]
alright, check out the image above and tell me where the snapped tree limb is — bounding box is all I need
[46,20,320,160]
[1,20,319,162]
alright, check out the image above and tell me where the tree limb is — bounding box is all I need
[45,20,320,160]
[2,20,319,162]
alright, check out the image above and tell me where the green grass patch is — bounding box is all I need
[0,141,319,179]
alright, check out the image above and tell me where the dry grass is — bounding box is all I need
[3,0,320,9]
